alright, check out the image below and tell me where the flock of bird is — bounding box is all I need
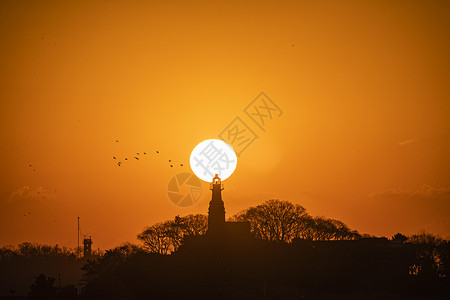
[113,140,184,168]
[23,140,184,219]
[27,140,185,172]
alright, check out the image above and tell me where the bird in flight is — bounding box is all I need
[156,151,159,154]
[136,153,139,155]
[113,156,116,159]
[169,160,172,162]
[134,157,139,160]
[118,162,121,166]
[180,164,183,167]
[125,158,128,160]
[143,152,146,155]
[116,140,119,142]
[170,165,173,167]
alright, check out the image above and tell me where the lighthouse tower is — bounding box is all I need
[207,174,225,234]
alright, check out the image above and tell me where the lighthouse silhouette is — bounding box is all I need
[207,174,225,234]
[206,174,250,238]
[177,173,251,257]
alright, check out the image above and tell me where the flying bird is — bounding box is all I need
[170,165,173,167]
[136,153,139,155]
[28,164,32,167]
[143,152,146,155]
[169,160,171,162]
[125,158,128,160]
[156,151,159,153]
[180,164,183,167]
[134,157,139,160]
[116,140,119,142]
[113,156,116,159]
[118,162,121,166]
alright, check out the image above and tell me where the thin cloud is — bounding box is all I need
[7,186,56,203]
[371,185,450,199]
[368,185,450,238]
[398,138,415,146]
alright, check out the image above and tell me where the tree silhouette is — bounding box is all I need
[230,199,308,242]
[137,214,207,254]
[0,243,86,297]
[82,243,143,283]
[137,200,359,250]
[136,220,176,254]
[29,274,57,300]
[302,216,360,241]
[408,232,447,278]
[392,233,408,243]
[56,285,78,300]
[16,242,75,259]
[230,199,359,242]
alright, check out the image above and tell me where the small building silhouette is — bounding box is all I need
[83,236,92,259]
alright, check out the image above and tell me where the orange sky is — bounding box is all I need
[1,0,449,249]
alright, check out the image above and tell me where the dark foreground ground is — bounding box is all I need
[1,237,449,299]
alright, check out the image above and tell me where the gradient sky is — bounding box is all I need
[1,0,449,249]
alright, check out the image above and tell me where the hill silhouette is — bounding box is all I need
[0,199,449,299]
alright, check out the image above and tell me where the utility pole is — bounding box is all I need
[77,217,80,257]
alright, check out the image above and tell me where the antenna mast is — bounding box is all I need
[77,217,80,257]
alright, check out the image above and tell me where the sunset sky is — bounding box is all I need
[1,0,449,249]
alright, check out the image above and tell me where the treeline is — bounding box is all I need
[3,234,448,298]
[1,199,449,298]
[230,199,360,242]
[137,199,360,254]
[0,243,103,260]
[82,233,449,299]
[0,243,76,259]
[0,243,87,298]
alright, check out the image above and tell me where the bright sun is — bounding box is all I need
[190,139,237,182]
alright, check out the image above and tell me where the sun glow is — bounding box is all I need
[190,139,237,182]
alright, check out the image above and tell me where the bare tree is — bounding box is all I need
[328,218,359,240]
[391,233,408,243]
[299,217,359,241]
[137,214,207,254]
[137,220,177,254]
[174,214,208,236]
[232,199,308,242]
[231,200,359,242]
[407,232,447,278]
